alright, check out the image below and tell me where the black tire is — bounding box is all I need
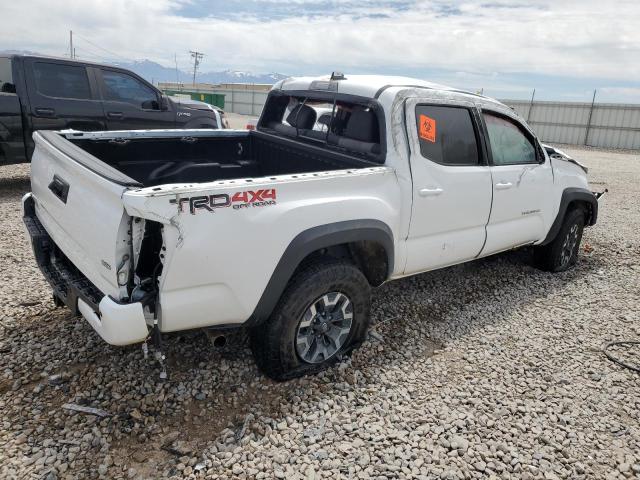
[534,208,585,272]
[250,260,371,381]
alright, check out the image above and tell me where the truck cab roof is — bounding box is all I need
[5,53,119,70]
[275,73,506,110]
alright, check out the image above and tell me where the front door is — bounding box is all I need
[481,111,554,255]
[95,68,174,130]
[404,99,493,274]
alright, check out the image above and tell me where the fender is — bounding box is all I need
[541,187,598,245]
[247,219,394,326]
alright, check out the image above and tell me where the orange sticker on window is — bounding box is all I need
[419,114,436,143]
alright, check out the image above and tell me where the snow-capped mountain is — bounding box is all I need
[116,60,287,85]
[0,52,288,85]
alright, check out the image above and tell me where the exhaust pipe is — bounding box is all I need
[212,334,227,348]
[204,329,228,348]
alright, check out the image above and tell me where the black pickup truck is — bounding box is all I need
[0,54,227,164]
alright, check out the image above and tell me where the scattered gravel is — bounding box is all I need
[1,146,639,479]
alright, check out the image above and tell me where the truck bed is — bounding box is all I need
[28,125,397,338]
[66,129,377,187]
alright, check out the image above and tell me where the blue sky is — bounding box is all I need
[2,0,639,102]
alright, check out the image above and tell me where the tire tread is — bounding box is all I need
[250,259,371,381]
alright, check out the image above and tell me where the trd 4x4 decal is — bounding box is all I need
[170,189,277,214]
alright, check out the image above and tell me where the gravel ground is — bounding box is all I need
[1,146,639,480]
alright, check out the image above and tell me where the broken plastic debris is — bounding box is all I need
[368,330,384,342]
[48,373,70,386]
[583,243,594,255]
[62,403,110,417]
[236,413,255,441]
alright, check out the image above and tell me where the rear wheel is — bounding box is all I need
[534,208,585,272]
[250,260,371,381]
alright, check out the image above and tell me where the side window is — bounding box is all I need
[0,58,16,94]
[33,62,92,99]
[415,105,480,166]
[101,70,157,107]
[484,113,537,165]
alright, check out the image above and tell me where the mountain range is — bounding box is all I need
[114,59,288,86]
[0,51,287,86]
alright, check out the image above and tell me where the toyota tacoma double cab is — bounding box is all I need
[23,73,601,380]
[1,54,225,165]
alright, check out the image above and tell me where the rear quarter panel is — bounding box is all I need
[123,167,401,332]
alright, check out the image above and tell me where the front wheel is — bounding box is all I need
[534,208,585,272]
[250,260,371,381]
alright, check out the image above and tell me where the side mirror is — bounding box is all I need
[141,99,159,110]
[159,95,169,111]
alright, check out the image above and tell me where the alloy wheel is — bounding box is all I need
[295,292,353,364]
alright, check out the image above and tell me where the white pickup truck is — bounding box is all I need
[23,73,601,380]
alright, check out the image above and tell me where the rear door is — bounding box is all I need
[95,68,175,130]
[30,130,138,298]
[481,111,554,255]
[23,58,106,133]
[404,99,493,273]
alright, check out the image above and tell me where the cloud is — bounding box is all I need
[1,0,638,90]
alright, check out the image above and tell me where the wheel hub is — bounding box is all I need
[295,292,354,364]
[560,224,579,266]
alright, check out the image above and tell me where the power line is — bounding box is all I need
[73,46,111,63]
[73,33,131,62]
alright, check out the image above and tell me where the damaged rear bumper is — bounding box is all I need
[77,296,148,346]
[22,193,149,346]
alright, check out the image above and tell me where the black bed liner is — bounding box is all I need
[68,130,378,188]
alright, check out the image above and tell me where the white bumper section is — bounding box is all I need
[78,297,149,346]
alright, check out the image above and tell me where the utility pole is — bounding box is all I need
[174,53,180,89]
[189,50,204,86]
[69,30,74,59]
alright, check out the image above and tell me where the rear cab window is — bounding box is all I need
[32,62,92,100]
[259,92,384,163]
[414,105,481,166]
[0,57,16,94]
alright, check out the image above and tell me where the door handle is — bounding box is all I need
[419,187,444,197]
[35,107,56,117]
[107,112,124,119]
[495,182,513,190]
